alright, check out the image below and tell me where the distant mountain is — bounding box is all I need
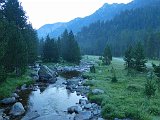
[76,0,160,56]
[37,0,159,38]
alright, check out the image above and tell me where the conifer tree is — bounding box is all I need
[133,42,147,72]
[43,35,59,62]
[1,0,38,75]
[59,30,81,64]
[124,46,134,69]
[103,45,112,65]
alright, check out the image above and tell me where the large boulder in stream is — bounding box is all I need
[38,65,58,83]
[10,102,25,116]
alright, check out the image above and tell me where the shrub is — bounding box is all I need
[148,105,160,115]
[90,65,96,73]
[0,66,7,83]
[111,67,118,83]
[88,95,104,105]
[144,79,156,98]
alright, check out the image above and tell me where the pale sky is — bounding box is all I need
[19,0,132,29]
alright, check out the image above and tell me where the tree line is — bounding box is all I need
[76,4,160,59]
[39,30,81,64]
[0,0,38,81]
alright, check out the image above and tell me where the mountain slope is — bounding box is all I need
[76,1,160,56]
[37,0,159,38]
[37,3,130,38]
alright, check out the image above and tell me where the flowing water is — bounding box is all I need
[21,76,87,120]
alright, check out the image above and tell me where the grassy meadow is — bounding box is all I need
[82,55,160,120]
[0,69,33,99]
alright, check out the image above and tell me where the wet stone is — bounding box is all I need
[84,103,92,109]
[10,102,25,116]
[74,111,92,120]
[0,97,16,105]
[11,93,19,98]
[68,106,82,114]
[92,89,104,95]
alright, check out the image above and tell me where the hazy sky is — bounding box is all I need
[19,0,132,29]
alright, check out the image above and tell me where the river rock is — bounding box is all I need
[38,65,57,83]
[93,109,101,115]
[79,99,88,105]
[74,111,92,120]
[0,109,4,115]
[11,93,19,98]
[84,103,92,109]
[21,84,27,90]
[98,118,104,120]
[10,102,25,116]
[92,89,104,95]
[0,109,4,120]
[66,79,80,86]
[22,111,40,120]
[68,106,82,114]
[0,97,16,105]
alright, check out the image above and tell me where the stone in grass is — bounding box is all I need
[0,97,16,105]
[11,93,19,98]
[10,102,25,116]
[92,89,104,95]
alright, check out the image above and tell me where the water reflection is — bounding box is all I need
[27,83,86,116]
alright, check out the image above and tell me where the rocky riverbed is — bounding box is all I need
[0,61,104,120]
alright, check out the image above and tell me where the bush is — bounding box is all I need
[90,65,96,73]
[125,108,151,120]
[144,79,156,98]
[102,104,125,119]
[127,84,143,92]
[148,105,160,115]
[111,67,118,83]
[0,66,7,83]
[88,95,104,105]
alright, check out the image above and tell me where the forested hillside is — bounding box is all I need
[77,2,160,58]
[0,0,38,79]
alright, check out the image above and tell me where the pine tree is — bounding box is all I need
[68,31,81,64]
[38,38,44,58]
[59,30,81,64]
[4,0,27,29]
[3,24,27,75]
[43,35,59,62]
[103,45,112,65]
[1,0,38,75]
[60,29,69,61]
[124,46,134,69]
[133,42,147,72]
[23,24,38,64]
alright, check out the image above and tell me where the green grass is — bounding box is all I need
[0,71,33,99]
[83,55,160,120]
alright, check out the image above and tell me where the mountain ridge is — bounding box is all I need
[37,0,158,38]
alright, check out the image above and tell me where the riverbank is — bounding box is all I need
[0,71,33,99]
[82,55,160,120]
